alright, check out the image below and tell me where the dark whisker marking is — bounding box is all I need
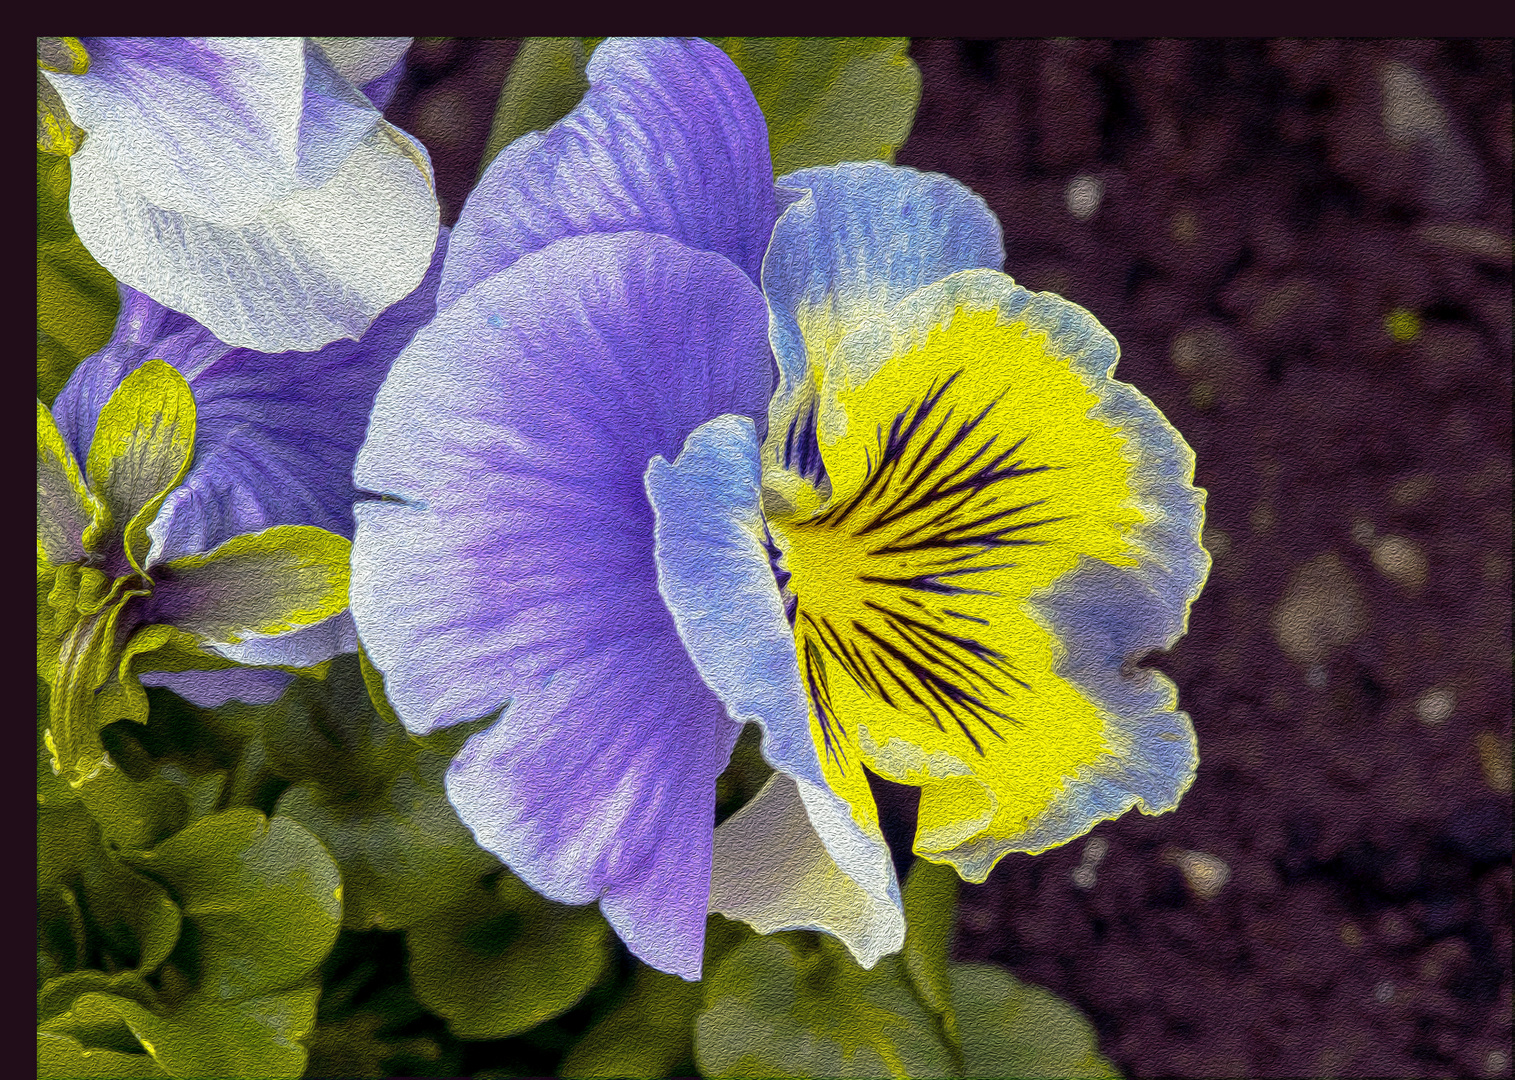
[943,608,990,625]
[800,632,846,771]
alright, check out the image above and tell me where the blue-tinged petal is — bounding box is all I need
[351,231,772,979]
[139,667,292,707]
[439,37,776,310]
[762,162,1004,390]
[207,610,359,669]
[645,414,902,966]
[43,38,438,353]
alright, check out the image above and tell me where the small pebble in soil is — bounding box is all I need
[1372,534,1429,592]
[1167,848,1231,901]
[1416,687,1456,725]
[1072,837,1109,889]
[1065,175,1104,220]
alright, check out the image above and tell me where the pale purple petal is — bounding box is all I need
[352,230,771,977]
[439,37,776,310]
[43,38,439,353]
[446,646,741,980]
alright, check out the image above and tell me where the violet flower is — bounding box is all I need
[353,37,1209,982]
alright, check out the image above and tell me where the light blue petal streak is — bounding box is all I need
[761,162,1005,389]
[645,414,903,966]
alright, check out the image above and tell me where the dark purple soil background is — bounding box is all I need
[385,39,1513,1079]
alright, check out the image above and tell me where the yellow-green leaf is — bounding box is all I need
[902,857,961,1047]
[84,359,195,572]
[478,37,590,177]
[708,38,921,175]
[949,964,1120,1079]
[38,400,101,566]
[156,525,351,646]
[38,151,118,405]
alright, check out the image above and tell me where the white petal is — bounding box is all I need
[44,38,438,353]
[710,773,905,969]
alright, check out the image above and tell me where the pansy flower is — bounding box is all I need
[38,232,447,787]
[37,36,438,354]
[352,37,1208,982]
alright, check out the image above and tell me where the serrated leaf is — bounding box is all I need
[119,809,341,1001]
[708,38,921,175]
[695,931,955,1079]
[407,871,611,1040]
[949,964,1119,1080]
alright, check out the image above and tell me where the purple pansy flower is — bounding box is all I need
[352,38,905,981]
[37,231,447,786]
[37,37,438,354]
[354,37,1208,983]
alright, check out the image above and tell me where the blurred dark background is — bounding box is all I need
[386,39,1512,1080]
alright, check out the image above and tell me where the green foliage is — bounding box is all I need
[38,794,338,1079]
[558,962,703,1078]
[695,930,956,1079]
[38,149,118,407]
[950,966,1120,1080]
[902,857,962,1054]
[708,38,921,175]
[407,869,612,1040]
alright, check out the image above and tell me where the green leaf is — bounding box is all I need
[949,964,1119,1080]
[41,987,320,1080]
[74,757,189,852]
[83,359,195,572]
[695,930,956,1079]
[407,870,611,1040]
[902,858,960,1037]
[708,38,921,175]
[277,772,494,932]
[119,809,341,1001]
[38,399,102,566]
[37,802,184,989]
[558,962,702,1079]
[37,150,118,407]
[478,37,590,177]
[48,592,149,788]
[156,525,351,646]
[38,1032,169,1079]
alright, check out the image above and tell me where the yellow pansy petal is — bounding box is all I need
[766,269,1207,880]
